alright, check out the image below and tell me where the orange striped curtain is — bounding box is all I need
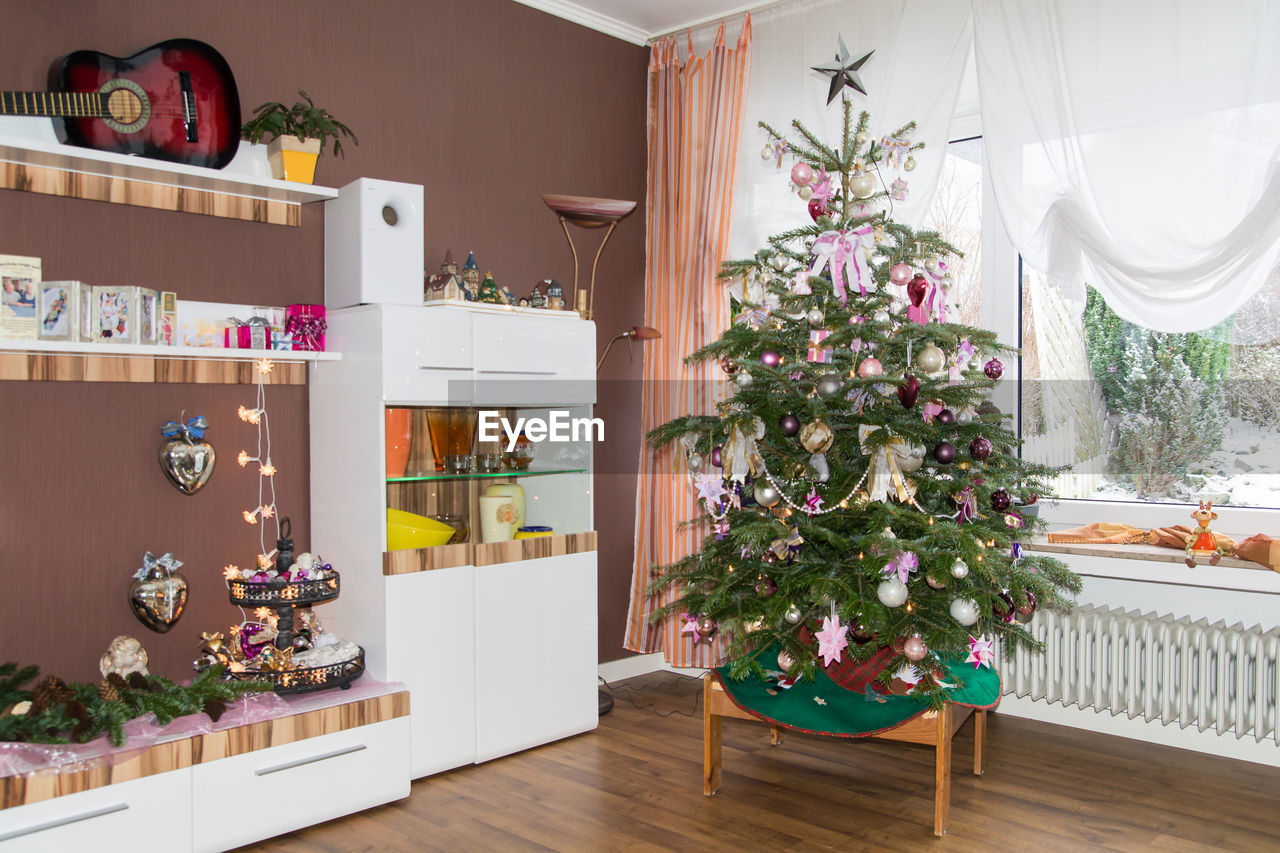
[624,19,752,667]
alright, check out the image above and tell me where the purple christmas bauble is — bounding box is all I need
[780,414,801,436]
[984,358,1005,380]
[933,441,957,464]
[994,591,1017,623]
[937,408,956,426]
[696,617,719,639]
[1024,492,1039,506]
[851,623,876,644]
[760,350,782,368]
[990,488,1012,512]
[1017,590,1037,616]
[756,576,777,597]
[970,436,993,460]
[711,445,723,468]
[720,356,739,375]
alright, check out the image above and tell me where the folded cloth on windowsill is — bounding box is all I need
[1046,522,1149,545]
[1235,534,1280,571]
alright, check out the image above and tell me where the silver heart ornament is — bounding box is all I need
[159,438,216,495]
[129,559,189,633]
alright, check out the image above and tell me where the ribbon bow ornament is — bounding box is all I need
[953,487,978,523]
[880,137,911,169]
[882,550,919,584]
[858,425,916,503]
[161,415,209,442]
[770,527,805,561]
[134,551,184,581]
[810,226,876,307]
[810,170,834,204]
[924,261,950,324]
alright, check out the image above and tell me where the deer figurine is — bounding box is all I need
[1185,499,1225,567]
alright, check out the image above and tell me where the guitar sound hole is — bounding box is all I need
[107,89,142,124]
[381,205,398,227]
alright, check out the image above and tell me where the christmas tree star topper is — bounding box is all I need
[812,36,874,105]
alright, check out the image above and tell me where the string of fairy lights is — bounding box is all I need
[225,357,279,578]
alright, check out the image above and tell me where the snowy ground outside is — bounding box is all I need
[1085,417,1280,508]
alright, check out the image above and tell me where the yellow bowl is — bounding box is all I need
[387,508,455,550]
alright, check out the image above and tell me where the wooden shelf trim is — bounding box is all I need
[0,344,339,384]
[382,530,598,575]
[0,134,337,226]
[1,690,408,810]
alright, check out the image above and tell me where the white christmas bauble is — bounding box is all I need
[754,483,781,508]
[915,344,946,375]
[925,257,942,276]
[855,130,869,146]
[951,558,970,579]
[877,578,908,608]
[904,155,917,172]
[735,370,753,388]
[950,598,979,626]
[687,454,703,472]
[784,604,803,624]
[752,417,766,440]
[806,308,825,326]
[850,172,877,199]
[873,310,890,324]
[770,253,789,272]
[797,185,813,200]
[956,408,974,426]
[761,144,774,161]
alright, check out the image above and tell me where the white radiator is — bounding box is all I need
[999,604,1280,743]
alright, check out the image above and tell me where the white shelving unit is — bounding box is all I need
[310,302,600,778]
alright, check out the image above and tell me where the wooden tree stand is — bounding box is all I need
[702,673,986,837]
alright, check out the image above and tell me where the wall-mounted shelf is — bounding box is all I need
[0,121,337,226]
[0,339,340,384]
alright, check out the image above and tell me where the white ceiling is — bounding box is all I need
[510,0,768,45]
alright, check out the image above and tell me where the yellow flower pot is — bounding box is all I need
[267,134,322,184]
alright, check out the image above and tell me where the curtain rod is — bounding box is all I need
[646,0,836,44]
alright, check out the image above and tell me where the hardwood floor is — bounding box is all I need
[244,672,1280,852]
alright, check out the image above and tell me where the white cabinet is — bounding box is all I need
[474,551,599,762]
[191,718,409,853]
[0,770,193,853]
[311,302,599,780]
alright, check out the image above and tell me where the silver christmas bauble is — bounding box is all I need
[735,370,754,388]
[926,573,948,590]
[806,308,825,326]
[915,343,946,375]
[687,454,703,472]
[816,373,843,397]
[898,443,926,473]
[873,310,890,324]
[761,144,774,161]
[924,257,942,276]
[850,172,877,199]
[754,483,781,508]
[777,650,796,671]
[855,130,870,146]
[956,408,975,426]
[904,155,917,171]
[950,598,979,626]
[903,636,928,661]
[797,184,813,200]
[951,558,970,579]
[770,253,789,272]
[877,578,908,608]
[784,604,803,624]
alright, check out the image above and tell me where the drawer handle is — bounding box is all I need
[0,803,129,841]
[477,369,556,376]
[417,365,472,372]
[254,743,367,776]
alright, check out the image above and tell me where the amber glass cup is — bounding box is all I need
[425,409,478,472]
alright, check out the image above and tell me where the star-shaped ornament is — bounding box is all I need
[967,635,996,669]
[694,472,728,503]
[815,614,849,666]
[812,36,874,105]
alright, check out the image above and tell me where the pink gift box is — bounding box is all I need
[285,304,326,352]
[224,322,272,350]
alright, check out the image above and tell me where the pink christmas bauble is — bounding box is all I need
[903,636,928,661]
[790,162,814,187]
[857,358,883,378]
[889,263,913,286]
[808,197,828,222]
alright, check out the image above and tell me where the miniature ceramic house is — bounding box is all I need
[426,249,465,301]
[461,252,481,300]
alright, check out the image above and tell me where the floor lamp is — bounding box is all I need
[542,194,637,320]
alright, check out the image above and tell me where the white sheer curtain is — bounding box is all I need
[974,0,1280,333]
[725,0,974,259]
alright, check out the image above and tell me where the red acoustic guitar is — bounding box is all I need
[0,39,240,170]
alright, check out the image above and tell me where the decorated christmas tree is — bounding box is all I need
[648,85,1081,704]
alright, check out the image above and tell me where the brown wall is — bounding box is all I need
[0,0,646,682]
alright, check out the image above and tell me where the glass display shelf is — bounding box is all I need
[386,465,587,484]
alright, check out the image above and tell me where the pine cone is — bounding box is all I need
[98,680,121,703]
[29,675,70,714]
[126,672,150,691]
[105,673,128,691]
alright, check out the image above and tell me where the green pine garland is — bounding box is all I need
[0,661,268,747]
[647,101,1082,705]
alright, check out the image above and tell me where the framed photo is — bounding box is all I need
[135,288,159,345]
[177,300,260,348]
[0,254,41,341]
[36,281,80,342]
[91,286,137,344]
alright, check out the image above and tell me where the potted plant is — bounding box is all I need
[241,89,358,184]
